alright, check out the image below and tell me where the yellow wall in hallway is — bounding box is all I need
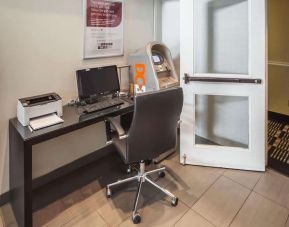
[268,0,289,115]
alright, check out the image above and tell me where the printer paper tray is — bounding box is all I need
[29,113,64,131]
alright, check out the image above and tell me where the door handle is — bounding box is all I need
[183,73,262,84]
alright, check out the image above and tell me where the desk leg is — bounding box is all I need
[9,123,32,227]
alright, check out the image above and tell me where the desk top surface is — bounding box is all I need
[10,99,134,144]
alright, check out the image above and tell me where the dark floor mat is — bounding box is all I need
[268,120,289,176]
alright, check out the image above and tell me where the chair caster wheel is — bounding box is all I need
[158,171,165,178]
[132,213,141,224]
[127,167,132,174]
[106,187,112,198]
[171,197,178,207]
[145,160,152,165]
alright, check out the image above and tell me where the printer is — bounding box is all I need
[17,93,63,127]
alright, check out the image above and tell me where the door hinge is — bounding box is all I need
[182,154,187,166]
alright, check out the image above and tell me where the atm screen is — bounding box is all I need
[152,55,161,63]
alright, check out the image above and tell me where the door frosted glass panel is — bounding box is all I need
[195,95,249,148]
[194,0,249,74]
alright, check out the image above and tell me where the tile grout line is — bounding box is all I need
[222,174,261,191]
[114,159,188,227]
[60,216,77,227]
[285,214,289,227]
[188,173,224,227]
[109,169,177,227]
[59,211,87,227]
[61,203,104,227]
[133,183,193,226]
[116,216,125,227]
[58,198,88,227]
[169,199,192,227]
[115,191,157,227]
[170,166,224,227]
[191,172,223,209]
[154,198,192,227]
[0,212,3,227]
[105,160,222,227]
[115,192,157,227]
[227,188,253,227]
[96,210,111,227]
[58,191,109,227]
[191,173,257,227]
[191,209,217,227]
[191,174,223,209]
[253,168,289,210]
[250,169,279,206]
[115,172,192,227]
[225,170,289,226]
[171,208,191,227]
[103,198,134,227]
[267,167,288,176]
[0,206,14,227]
[251,171,264,190]
[285,213,289,227]
[222,167,264,190]
[220,168,227,176]
[78,187,112,227]
[253,190,289,211]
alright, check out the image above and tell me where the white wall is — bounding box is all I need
[161,0,180,76]
[154,0,180,75]
[0,0,155,194]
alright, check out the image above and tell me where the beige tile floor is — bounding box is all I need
[1,155,289,227]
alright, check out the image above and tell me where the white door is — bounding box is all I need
[180,0,267,171]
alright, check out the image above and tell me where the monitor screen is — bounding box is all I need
[76,65,120,101]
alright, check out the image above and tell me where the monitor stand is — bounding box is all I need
[86,94,98,104]
[85,93,119,105]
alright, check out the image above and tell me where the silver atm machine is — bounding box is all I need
[128,42,180,162]
[128,41,179,94]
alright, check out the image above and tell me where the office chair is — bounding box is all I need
[105,87,183,224]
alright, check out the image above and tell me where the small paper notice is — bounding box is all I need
[29,113,64,131]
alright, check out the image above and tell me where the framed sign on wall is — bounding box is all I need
[83,0,124,59]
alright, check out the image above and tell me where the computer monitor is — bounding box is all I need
[76,65,120,103]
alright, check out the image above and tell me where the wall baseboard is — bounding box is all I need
[0,191,10,207]
[268,111,289,124]
[0,144,115,207]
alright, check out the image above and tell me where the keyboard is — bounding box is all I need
[83,98,124,114]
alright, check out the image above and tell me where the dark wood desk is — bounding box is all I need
[9,100,134,227]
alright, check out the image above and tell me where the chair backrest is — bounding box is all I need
[126,87,183,163]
